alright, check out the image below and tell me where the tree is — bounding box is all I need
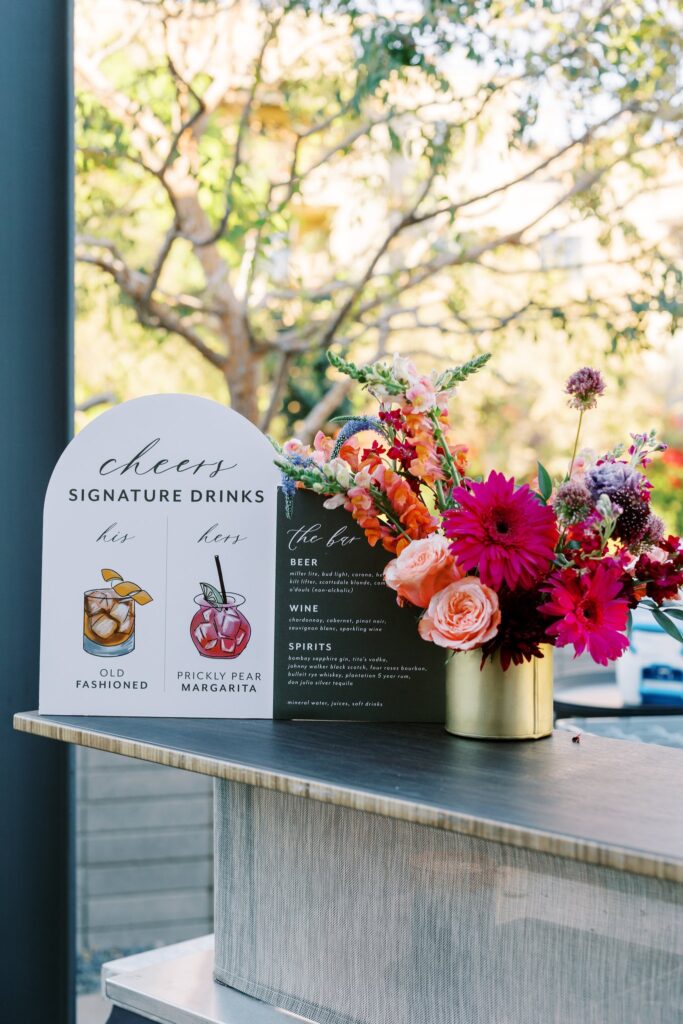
[76,0,682,436]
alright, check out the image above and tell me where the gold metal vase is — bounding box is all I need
[445,645,553,740]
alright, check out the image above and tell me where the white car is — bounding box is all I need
[616,604,683,706]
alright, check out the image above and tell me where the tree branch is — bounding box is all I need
[189,15,281,248]
[349,147,642,327]
[143,221,180,304]
[260,350,293,432]
[77,240,225,370]
[411,106,632,227]
[315,170,438,350]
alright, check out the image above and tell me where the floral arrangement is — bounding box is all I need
[275,353,683,670]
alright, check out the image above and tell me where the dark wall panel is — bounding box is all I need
[0,2,74,1022]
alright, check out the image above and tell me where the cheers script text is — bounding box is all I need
[99,437,236,478]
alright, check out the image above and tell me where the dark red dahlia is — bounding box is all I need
[480,589,552,670]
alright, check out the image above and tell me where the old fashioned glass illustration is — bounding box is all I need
[83,568,152,657]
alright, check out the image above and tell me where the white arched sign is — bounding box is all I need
[39,395,278,716]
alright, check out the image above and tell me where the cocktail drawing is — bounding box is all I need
[83,568,153,657]
[190,555,251,659]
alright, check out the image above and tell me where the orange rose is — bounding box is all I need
[384,536,462,608]
[419,576,501,650]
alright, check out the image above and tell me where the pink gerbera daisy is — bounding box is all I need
[444,471,558,591]
[542,562,630,665]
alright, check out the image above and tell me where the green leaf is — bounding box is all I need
[663,606,683,621]
[433,353,491,390]
[200,582,223,607]
[388,126,402,153]
[537,462,553,502]
[651,609,683,644]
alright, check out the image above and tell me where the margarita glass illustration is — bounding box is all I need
[83,568,153,657]
[190,555,251,659]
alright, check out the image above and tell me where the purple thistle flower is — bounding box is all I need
[553,480,594,525]
[585,461,646,501]
[630,513,666,554]
[565,367,606,410]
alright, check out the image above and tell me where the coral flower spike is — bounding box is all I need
[445,471,559,591]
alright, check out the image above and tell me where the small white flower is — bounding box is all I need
[392,353,419,385]
[354,468,373,489]
[323,494,347,510]
[324,458,353,488]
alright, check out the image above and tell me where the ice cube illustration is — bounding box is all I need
[90,613,118,640]
[194,621,218,646]
[110,601,130,625]
[214,607,241,639]
[85,590,112,616]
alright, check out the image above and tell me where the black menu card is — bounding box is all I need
[273,489,446,720]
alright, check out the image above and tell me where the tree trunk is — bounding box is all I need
[224,348,259,423]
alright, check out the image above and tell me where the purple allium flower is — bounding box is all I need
[565,367,606,410]
[553,480,594,525]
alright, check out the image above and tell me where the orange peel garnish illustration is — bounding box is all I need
[101,568,153,605]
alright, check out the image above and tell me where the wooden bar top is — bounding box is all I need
[14,711,683,882]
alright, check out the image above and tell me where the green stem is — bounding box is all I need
[429,410,461,495]
[370,486,412,542]
[568,409,584,480]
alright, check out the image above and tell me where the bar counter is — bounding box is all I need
[14,712,683,1023]
[14,712,682,880]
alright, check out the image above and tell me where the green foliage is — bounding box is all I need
[327,352,406,395]
[434,354,492,390]
[75,0,682,432]
[327,350,492,396]
[537,462,553,503]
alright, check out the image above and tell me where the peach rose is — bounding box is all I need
[418,576,501,650]
[384,536,462,609]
